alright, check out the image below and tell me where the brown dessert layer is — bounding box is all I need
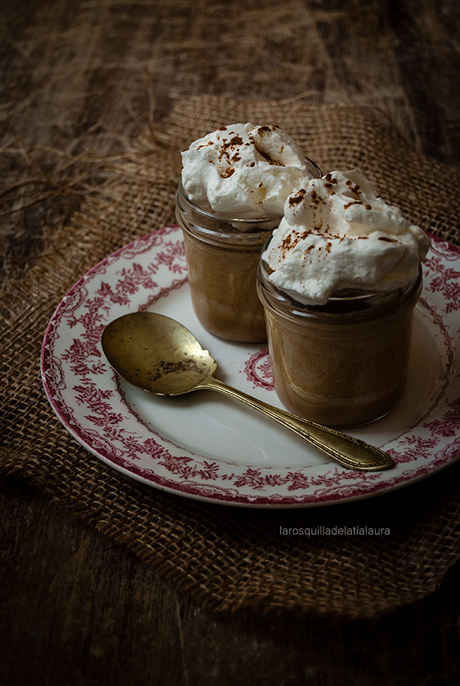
[183,231,268,343]
[263,295,416,427]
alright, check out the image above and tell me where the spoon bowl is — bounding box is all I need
[101,312,217,395]
[101,312,394,472]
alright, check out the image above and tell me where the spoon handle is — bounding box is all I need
[199,377,394,471]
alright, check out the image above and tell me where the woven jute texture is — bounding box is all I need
[2,94,460,618]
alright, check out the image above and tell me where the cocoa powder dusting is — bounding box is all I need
[256,148,284,166]
[343,200,363,210]
[196,141,214,150]
[345,179,361,196]
[216,133,244,179]
[256,125,280,135]
[288,189,306,206]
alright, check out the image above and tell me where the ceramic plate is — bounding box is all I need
[41,226,460,507]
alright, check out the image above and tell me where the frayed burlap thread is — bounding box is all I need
[2,95,460,618]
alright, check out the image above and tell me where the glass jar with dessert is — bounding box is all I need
[257,170,431,426]
[176,123,321,343]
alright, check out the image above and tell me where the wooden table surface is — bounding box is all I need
[2,1,460,684]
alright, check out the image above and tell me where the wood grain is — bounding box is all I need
[2,474,460,685]
[2,0,460,683]
[2,0,460,287]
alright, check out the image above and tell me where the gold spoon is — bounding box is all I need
[101,312,394,472]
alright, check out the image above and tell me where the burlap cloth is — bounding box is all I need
[2,95,460,619]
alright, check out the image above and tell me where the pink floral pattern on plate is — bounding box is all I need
[41,226,460,507]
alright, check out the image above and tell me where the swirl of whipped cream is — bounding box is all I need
[262,170,431,305]
[181,123,315,221]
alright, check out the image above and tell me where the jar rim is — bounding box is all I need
[257,257,423,324]
[177,180,282,225]
[176,182,281,245]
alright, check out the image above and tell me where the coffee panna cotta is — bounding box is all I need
[176,123,321,343]
[258,170,431,426]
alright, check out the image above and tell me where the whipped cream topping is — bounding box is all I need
[181,123,315,221]
[262,170,431,305]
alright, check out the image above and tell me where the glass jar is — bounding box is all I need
[257,255,423,426]
[175,183,275,342]
[176,158,321,343]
